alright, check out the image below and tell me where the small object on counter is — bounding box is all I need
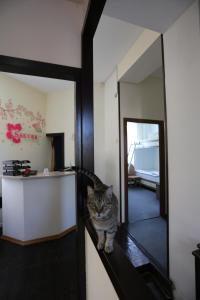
[3,160,21,165]
[23,168,31,177]
[3,170,21,176]
[3,160,32,176]
[20,160,31,164]
[43,168,49,176]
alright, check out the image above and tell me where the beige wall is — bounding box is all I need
[0,74,75,182]
[85,229,119,300]
[45,85,75,167]
[0,73,51,177]
[120,77,164,221]
[0,73,51,227]
[164,1,200,299]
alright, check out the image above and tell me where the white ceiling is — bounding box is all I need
[103,0,195,33]
[94,0,194,83]
[121,37,163,84]
[93,15,144,82]
[1,72,74,93]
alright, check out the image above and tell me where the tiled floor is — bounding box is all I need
[0,230,78,300]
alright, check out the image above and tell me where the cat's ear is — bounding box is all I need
[106,185,113,198]
[87,186,94,196]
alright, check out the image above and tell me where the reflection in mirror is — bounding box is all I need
[93,4,168,276]
[0,71,75,234]
[120,36,167,273]
[0,69,78,298]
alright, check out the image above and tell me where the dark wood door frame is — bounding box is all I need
[123,118,166,222]
[0,54,85,297]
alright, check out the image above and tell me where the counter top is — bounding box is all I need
[2,171,75,180]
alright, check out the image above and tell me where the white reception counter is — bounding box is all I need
[2,171,76,245]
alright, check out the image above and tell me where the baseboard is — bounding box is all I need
[1,225,77,246]
[140,182,156,192]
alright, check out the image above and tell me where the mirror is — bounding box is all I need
[93,9,168,275]
[119,36,167,273]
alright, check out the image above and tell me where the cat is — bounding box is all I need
[71,167,118,253]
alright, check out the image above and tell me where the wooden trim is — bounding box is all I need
[117,82,122,223]
[0,55,83,297]
[124,118,129,222]
[123,117,164,125]
[80,2,107,299]
[1,226,77,246]
[0,55,80,81]
[159,121,166,217]
[161,34,170,277]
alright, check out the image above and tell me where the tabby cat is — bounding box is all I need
[72,167,118,253]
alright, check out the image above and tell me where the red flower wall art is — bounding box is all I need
[6,123,22,144]
[0,99,45,145]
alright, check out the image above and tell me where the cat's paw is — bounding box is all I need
[104,245,114,254]
[97,241,105,250]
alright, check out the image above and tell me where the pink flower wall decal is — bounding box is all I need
[6,123,22,144]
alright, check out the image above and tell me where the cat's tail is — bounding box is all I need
[70,166,103,188]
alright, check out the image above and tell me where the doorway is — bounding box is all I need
[124,118,167,272]
[46,133,65,171]
[0,56,81,299]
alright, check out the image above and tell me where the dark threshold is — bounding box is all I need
[0,231,78,300]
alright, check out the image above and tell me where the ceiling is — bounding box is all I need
[121,37,163,84]
[94,0,194,83]
[1,73,74,93]
[93,15,144,82]
[103,0,195,33]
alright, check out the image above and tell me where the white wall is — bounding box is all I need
[120,77,164,221]
[164,1,200,299]
[0,0,88,67]
[94,72,120,219]
[45,85,75,167]
[104,71,120,202]
[85,229,119,300]
[120,77,164,121]
[94,83,106,181]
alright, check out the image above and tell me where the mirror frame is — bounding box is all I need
[118,35,169,276]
